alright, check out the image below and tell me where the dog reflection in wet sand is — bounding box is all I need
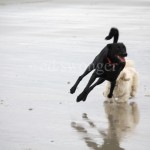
[71,101,139,150]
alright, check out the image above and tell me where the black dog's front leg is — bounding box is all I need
[108,81,116,98]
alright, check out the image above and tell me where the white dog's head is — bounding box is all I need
[117,59,135,83]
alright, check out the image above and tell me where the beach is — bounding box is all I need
[0,0,150,149]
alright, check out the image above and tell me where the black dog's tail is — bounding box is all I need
[105,27,119,43]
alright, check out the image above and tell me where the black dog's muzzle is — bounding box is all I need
[121,53,128,57]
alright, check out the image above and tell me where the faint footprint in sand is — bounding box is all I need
[67,81,71,84]
[144,94,150,97]
[0,100,4,105]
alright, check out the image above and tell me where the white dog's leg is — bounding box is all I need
[130,73,138,98]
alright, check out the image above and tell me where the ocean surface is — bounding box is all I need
[0,0,150,150]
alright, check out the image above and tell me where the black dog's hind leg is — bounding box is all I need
[76,72,97,102]
[82,78,105,102]
[76,72,103,102]
[70,63,96,94]
[107,81,116,98]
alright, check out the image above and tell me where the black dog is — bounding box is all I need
[70,28,127,102]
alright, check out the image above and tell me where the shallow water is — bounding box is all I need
[0,1,150,150]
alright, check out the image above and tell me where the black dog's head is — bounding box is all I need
[107,43,127,63]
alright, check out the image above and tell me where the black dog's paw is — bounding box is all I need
[107,93,113,98]
[76,95,83,102]
[76,98,82,102]
[76,92,87,102]
[70,86,76,94]
[76,96,83,102]
[82,94,88,102]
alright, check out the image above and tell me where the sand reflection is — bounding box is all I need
[71,100,140,150]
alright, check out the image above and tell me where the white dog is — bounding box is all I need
[104,59,138,102]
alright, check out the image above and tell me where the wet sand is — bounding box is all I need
[0,1,150,150]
